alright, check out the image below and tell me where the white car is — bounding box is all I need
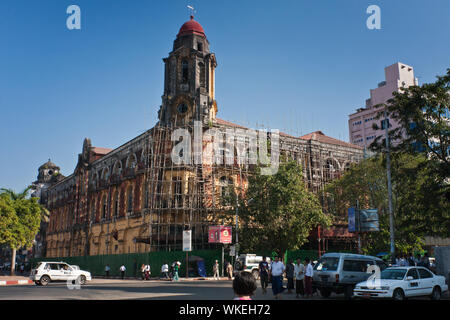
[235,254,271,279]
[30,262,92,286]
[354,266,448,300]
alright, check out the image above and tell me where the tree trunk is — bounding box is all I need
[10,248,16,276]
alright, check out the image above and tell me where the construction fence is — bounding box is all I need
[30,249,320,278]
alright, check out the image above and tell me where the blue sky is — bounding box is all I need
[1,0,449,192]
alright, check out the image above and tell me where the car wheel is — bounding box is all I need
[40,275,50,286]
[393,288,405,301]
[320,288,332,298]
[252,270,259,280]
[430,286,441,300]
[344,285,354,300]
[78,275,87,285]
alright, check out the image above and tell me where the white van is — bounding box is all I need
[234,254,271,279]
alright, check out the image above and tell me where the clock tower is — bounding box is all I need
[158,16,218,126]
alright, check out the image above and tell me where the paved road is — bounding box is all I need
[0,278,448,300]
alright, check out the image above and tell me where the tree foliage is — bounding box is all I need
[224,160,331,254]
[324,153,449,255]
[0,188,45,250]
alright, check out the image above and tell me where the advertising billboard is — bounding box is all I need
[208,226,232,244]
[348,207,356,232]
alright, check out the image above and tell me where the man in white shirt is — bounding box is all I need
[294,258,305,298]
[304,258,314,298]
[161,263,169,279]
[270,256,285,299]
[120,265,126,279]
[105,264,111,278]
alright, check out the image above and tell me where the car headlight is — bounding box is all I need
[380,286,389,290]
[355,286,361,289]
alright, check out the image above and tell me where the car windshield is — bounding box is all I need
[380,268,407,280]
[314,257,339,271]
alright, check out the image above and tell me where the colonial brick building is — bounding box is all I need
[43,17,363,258]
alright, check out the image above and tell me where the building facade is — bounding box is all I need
[43,17,364,258]
[348,62,419,148]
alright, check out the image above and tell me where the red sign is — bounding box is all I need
[208,226,232,244]
[220,226,232,244]
[208,226,220,243]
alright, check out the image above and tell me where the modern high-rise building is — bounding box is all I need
[348,62,419,149]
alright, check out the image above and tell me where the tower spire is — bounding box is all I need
[187,5,195,19]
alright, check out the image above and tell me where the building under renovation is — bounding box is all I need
[42,17,363,258]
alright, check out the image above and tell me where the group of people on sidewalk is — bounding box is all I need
[104,261,181,281]
[231,254,317,300]
[259,255,315,300]
[394,252,435,272]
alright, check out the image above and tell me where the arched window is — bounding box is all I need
[144,183,149,209]
[126,154,137,169]
[102,195,107,219]
[199,62,206,87]
[101,167,110,181]
[113,191,119,217]
[182,60,189,83]
[113,161,122,175]
[127,186,133,212]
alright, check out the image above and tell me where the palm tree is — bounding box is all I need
[0,187,31,201]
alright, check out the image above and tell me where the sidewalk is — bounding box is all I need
[94,275,231,282]
[0,276,34,286]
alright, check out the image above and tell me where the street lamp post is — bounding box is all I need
[384,109,395,264]
[235,196,239,260]
[235,197,252,262]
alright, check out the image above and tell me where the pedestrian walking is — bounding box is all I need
[20,264,24,275]
[144,264,151,280]
[399,254,407,267]
[422,255,428,267]
[120,265,126,279]
[173,261,180,281]
[233,272,257,300]
[105,264,111,278]
[286,259,295,294]
[270,256,285,300]
[294,258,305,298]
[415,253,422,266]
[161,263,169,280]
[258,256,270,294]
[169,262,175,280]
[407,253,416,267]
[304,258,313,298]
[213,260,220,280]
[226,261,233,280]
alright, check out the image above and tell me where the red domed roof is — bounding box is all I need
[177,16,206,38]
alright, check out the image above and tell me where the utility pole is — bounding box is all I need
[235,196,239,260]
[356,200,361,254]
[384,109,395,264]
